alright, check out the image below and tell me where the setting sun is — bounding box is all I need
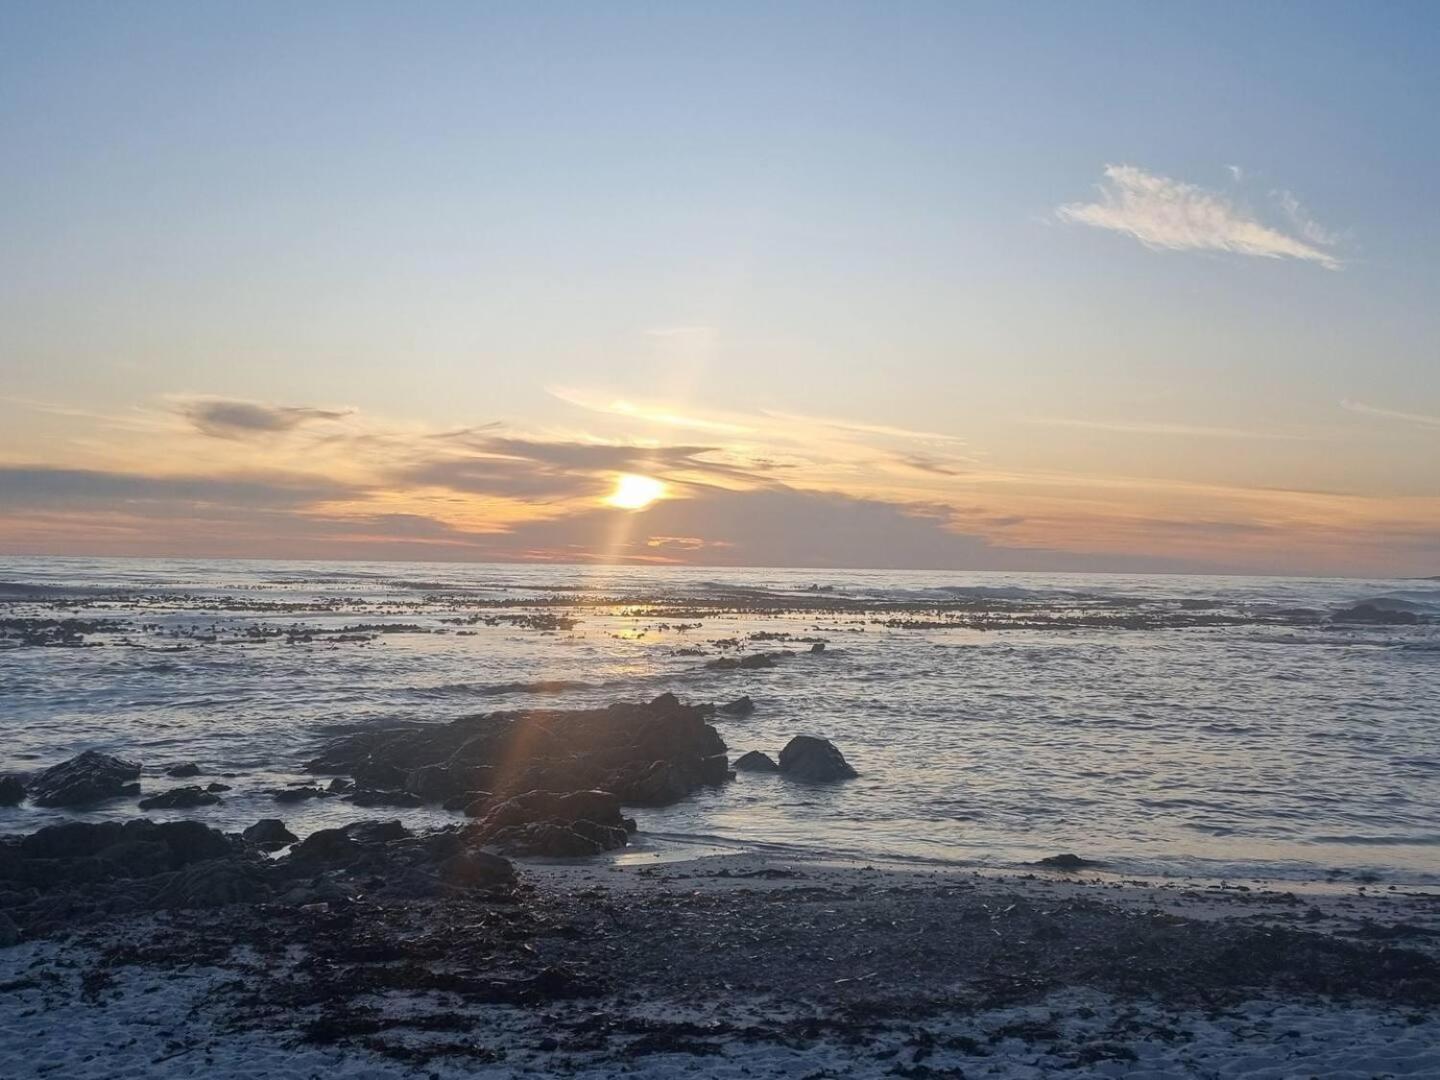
[604,473,666,510]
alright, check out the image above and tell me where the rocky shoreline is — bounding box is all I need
[3,693,1440,1076]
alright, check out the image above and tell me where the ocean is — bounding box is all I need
[2,555,1437,884]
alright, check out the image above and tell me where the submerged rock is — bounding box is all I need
[165,762,202,778]
[778,736,858,781]
[29,750,141,807]
[0,776,25,806]
[138,785,222,810]
[733,750,780,773]
[718,696,755,716]
[1036,853,1101,870]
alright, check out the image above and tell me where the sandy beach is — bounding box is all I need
[4,837,1438,1079]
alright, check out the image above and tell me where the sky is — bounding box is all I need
[1,2,1438,576]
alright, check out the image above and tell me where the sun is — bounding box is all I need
[605,473,666,510]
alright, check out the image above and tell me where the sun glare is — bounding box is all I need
[605,473,666,510]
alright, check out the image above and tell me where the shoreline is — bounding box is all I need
[4,841,1439,1079]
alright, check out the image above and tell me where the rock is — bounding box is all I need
[17,819,232,868]
[344,788,423,808]
[0,911,20,948]
[342,819,411,845]
[288,827,362,865]
[475,789,624,831]
[205,782,231,792]
[733,750,780,773]
[491,821,608,857]
[242,819,297,849]
[778,736,858,781]
[0,776,24,806]
[165,762,202,778]
[718,696,755,716]
[29,750,142,807]
[304,694,728,825]
[153,860,271,908]
[437,851,516,888]
[353,761,407,790]
[138,785,222,810]
[272,785,333,804]
[1036,853,1100,870]
[810,642,826,654]
[326,777,352,793]
[609,761,691,806]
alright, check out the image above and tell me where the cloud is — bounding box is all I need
[0,466,357,509]
[1340,399,1440,430]
[177,397,352,439]
[1057,165,1341,270]
[399,436,760,501]
[1022,416,1307,440]
[759,409,971,447]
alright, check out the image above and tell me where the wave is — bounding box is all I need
[415,679,596,699]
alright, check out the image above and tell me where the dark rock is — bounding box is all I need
[165,762,202,778]
[16,820,233,872]
[342,820,411,845]
[205,782,231,792]
[242,819,297,849]
[153,859,272,908]
[609,761,691,806]
[810,641,826,654]
[734,750,780,773]
[353,761,407,790]
[718,696,755,716]
[778,736,858,781]
[138,785,222,810]
[303,694,728,834]
[0,776,24,806]
[287,827,362,865]
[476,789,623,831]
[29,750,142,807]
[437,851,516,888]
[1036,853,1100,870]
[327,777,353,793]
[491,821,608,857]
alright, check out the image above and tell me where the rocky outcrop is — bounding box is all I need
[165,762,202,778]
[778,736,858,781]
[734,750,780,773]
[138,785,222,810]
[306,693,728,812]
[29,750,141,807]
[718,696,755,716]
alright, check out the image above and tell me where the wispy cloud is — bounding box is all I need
[1340,399,1440,430]
[1023,416,1307,440]
[174,396,353,440]
[760,409,970,447]
[1057,165,1342,270]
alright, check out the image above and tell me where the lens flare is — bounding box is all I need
[605,473,666,510]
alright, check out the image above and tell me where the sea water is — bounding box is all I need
[2,555,1437,884]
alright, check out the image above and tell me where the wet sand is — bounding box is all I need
[4,843,1438,1079]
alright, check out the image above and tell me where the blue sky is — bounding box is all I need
[1,3,1437,573]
